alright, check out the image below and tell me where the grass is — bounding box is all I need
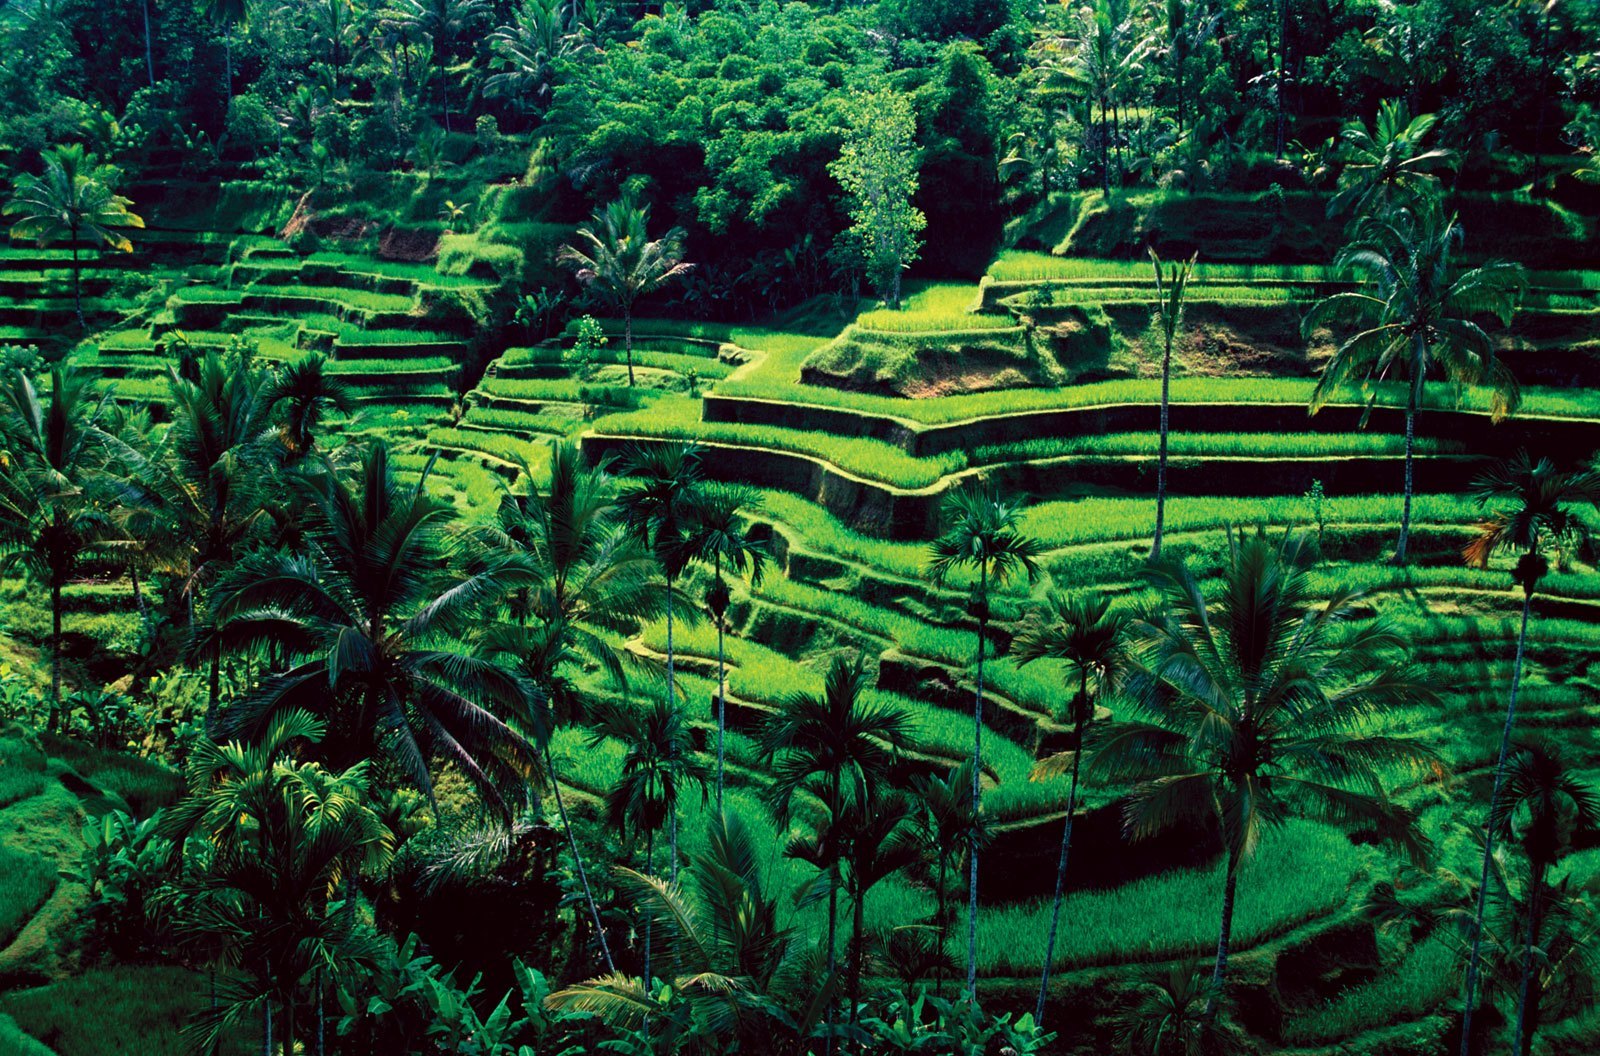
[0,842,57,949]
[1281,935,1460,1044]
[855,282,1012,333]
[0,965,254,1056]
[969,822,1364,973]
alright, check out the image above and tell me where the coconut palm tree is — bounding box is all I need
[161,708,392,1056]
[549,811,835,1054]
[202,0,248,102]
[384,0,491,131]
[1327,99,1457,220]
[1303,197,1526,564]
[475,440,667,975]
[760,654,911,1048]
[910,761,987,999]
[4,144,144,326]
[0,366,114,729]
[560,194,693,386]
[928,484,1041,994]
[1092,530,1440,1008]
[1014,590,1131,1026]
[262,354,354,463]
[120,353,274,716]
[616,441,707,876]
[681,483,769,811]
[1458,452,1600,1053]
[589,695,709,987]
[208,442,541,810]
[1491,741,1600,1056]
[1148,248,1196,561]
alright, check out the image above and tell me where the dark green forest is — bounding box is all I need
[1,0,1600,1054]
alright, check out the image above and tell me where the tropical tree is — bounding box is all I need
[1458,451,1600,1051]
[838,789,923,1030]
[1304,198,1526,563]
[208,442,540,809]
[475,440,667,975]
[928,485,1041,993]
[549,811,835,1054]
[160,709,393,1056]
[4,144,144,325]
[910,761,987,999]
[829,91,925,308]
[1066,0,1153,193]
[760,655,911,1045]
[559,194,693,386]
[484,0,577,115]
[681,483,768,812]
[1092,530,1440,1007]
[1327,100,1458,220]
[262,354,354,463]
[119,353,274,716]
[202,0,249,102]
[1148,248,1196,561]
[1491,741,1600,1056]
[0,366,113,728]
[384,0,492,131]
[589,695,709,987]
[616,440,707,878]
[1112,962,1240,1056]
[1014,591,1131,1026]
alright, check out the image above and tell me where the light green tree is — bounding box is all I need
[829,91,925,309]
[4,145,144,326]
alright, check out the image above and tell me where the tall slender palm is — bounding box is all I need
[549,811,835,1054]
[476,440,667,975]
[589,695,709,987]
[838,788,922,1030]
[1148,248,1196,561]
[262,354,354,463]
[1458,451,1600,1053]
[202,0,249,103]
[1014,590,1131,1026]
[1304,198,1526,563]
[1490,741,1600,1056]
[928,484,1041,994]
[383,0,491,131]
[1327,100,1457,220]
[208,442,540,809]
[682,483,768,812]
[1092,530,1440,1008]
[760,655,911,1048]
[161,708,391,1056]
[560,194,693,386]
[4,144,144,325]
[910,761,987,999]
[616,441,707,878]
[130,353,274,716]
[484,0,575,114]
[0,366,113,728]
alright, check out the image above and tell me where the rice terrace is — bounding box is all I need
[1,1,1600,1054]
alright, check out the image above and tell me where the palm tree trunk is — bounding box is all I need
[142,0,155,86]
[1099,97,1111,196]
[1395,345,1423,564]
[317,972,325,1056]
[282,996,295,1056]
[665,574,678,883]
[1513,860,1546,1056]
[825,878,839,1056]
[1274,0,1287,160]
[936,851,948,998]
[849,875,866,1032]
[967,564,988,997]
[208,641,222,720]
[263,1000,272,1056]
[545,743,617,974]
[50,580,62,733]
[1461,588,1534,1056]
[1205,843,1244,1016]
[1153,321,1174,560]
[644,828,654,990]
[223,31,233,106]
[71,238,84,328]
[625,309,636,387]
[715,564,727,814]
[1035,710,1087,1027]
